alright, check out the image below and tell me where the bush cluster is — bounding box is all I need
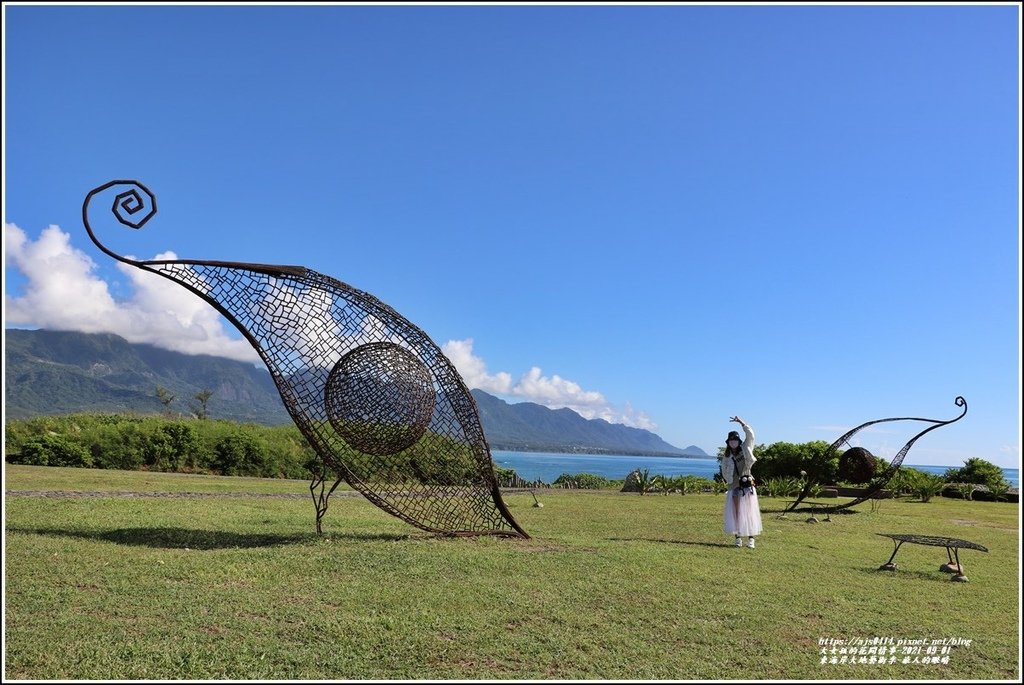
[553,472,615,489]
[5,413,317,479]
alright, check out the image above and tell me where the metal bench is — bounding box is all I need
[876,533,988,582]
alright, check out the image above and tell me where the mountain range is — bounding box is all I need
[3,329,708,458]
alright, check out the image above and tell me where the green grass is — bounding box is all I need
[4,465,1020,680]
[4,463,318,495]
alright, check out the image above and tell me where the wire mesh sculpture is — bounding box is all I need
[785,396,967,514]
[82,180,529,538]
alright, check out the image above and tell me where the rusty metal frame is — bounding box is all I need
[83,180,528,538]
[786,396,967,514]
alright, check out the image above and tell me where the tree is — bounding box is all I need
[943,457,1009,491]
[155,386,176,416]
[191,389,214,420]
[745,441,837,483]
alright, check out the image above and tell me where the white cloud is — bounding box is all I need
[442,338,657,431]
[4,223,259,363]
[441,338,513,394]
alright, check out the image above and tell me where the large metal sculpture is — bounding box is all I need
[83,180,528,538]
[786,396,967,514]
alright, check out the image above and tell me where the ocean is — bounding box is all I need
[492,450,1020,488]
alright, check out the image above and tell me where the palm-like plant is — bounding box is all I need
[986,481,1010,502]
[955,483,977,501]
[654,474,676,496]
[632,468,655,496]
[681,475,705,495]
[778,475,802,497]
[984,481,1009,502]
[760,478,780,498]
[889,468,921,497]
[915,473,946,503]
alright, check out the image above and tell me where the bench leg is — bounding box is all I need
[880,540,903,570]
[949,547,969,582]
[939,546,961,574]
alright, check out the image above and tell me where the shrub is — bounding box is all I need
[749,441,837,483]
[889,467,930,496]
[653,474,676,495]
[12,440,50,466]
[914,473,946,502]
[986,481,1011,502]
[4,413,321,480]
[493,466,517,482]
[100,422,156,471]
[954,483,978,501]
[943,457,1010,491]
[680,475,715,494]
[213,432,272,477]
[13,435,93,468]
[625,468,656,495]
[553,472,613,490]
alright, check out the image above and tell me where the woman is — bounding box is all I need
[721,415,763,548]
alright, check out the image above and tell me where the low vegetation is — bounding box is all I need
[4,414,1013,506]
[5,414,317,479]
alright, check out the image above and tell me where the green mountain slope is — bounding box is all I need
[4,329,705,456]
[4,329,290,424]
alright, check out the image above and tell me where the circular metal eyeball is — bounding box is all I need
[325,342,436,456]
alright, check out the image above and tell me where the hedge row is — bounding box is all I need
[4,414,318,479]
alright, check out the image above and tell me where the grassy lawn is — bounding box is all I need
[4,464,1020,680]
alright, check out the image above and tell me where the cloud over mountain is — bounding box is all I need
[6,224,657,432]
[442,338,656,431]
[4,223,259,363]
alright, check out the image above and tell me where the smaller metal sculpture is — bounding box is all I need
[876,533,988,582]
[786,396,967,514]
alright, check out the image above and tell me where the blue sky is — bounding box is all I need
[3,3,1020,468]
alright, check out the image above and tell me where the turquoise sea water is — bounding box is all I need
[492,450,1020,488]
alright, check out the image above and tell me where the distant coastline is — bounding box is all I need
[493,451,1020,488]
[486,444,710,459]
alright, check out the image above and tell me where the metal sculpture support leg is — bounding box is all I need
[310,470,344,535]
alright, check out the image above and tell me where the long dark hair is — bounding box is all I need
[725,432,742,458]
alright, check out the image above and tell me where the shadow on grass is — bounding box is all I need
[6,526,410,550]
[759,507,859,515]
[863,566,962,583]
[606,537,736,548]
